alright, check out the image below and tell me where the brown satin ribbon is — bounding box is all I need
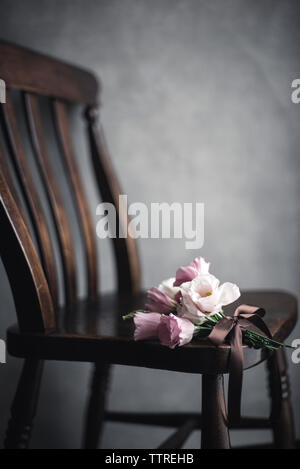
[208,304,281,426]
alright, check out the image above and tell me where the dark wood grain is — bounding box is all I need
[0,167,55,333]
[24,92,77,306]
[0,91,59,308]
[7,290,297,374]
[267,349,296,448]
[0,143,26,220]
[201,374,230,449]
[0,41,98,105]
[53,100,98,300]
[82,362,111,449]
[4,359,44,449]
[85,106,141,294]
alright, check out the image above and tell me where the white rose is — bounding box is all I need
[158,277,181,300]
[177,273,241,324]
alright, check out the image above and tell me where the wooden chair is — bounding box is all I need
[0,41,297,449]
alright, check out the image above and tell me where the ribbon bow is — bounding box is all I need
[208,304,276,425]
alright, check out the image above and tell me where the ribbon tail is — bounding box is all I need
[228,324,244,426]
[208,305,281,427]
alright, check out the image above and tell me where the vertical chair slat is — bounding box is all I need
[0,148,55,333]
[0,91,59,309]
[85,106,141,294]
[53,100,98,300]
[24,93,77,307]
[0,141,25,221]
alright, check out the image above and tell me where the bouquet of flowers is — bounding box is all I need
[123,256,287,352]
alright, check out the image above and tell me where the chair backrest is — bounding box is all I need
[0,41,141,334]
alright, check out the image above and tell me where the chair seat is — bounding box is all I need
[7,290,297,375]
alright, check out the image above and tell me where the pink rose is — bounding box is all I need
[133,312,161,341]
[145,278,180,313]
[133,311,195,349]
[174,256,210,286]
[158,313,195,349]
[177,273,241,324]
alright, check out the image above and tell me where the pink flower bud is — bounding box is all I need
[133,312,161,341]
[174,256,210,286]
[158,313,195,349]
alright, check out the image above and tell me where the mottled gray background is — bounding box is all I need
[0,0,299,448]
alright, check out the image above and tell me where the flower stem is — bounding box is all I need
[193,313,289,351]
[122,310,150,320]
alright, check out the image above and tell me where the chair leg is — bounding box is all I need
[82,362,111,449]
[267,348,295,449]
[201,374,231,449]
[4,358,44,449]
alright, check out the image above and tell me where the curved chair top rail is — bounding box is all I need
[0,41,99,105]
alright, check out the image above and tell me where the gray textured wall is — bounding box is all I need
[0,0,299,448]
